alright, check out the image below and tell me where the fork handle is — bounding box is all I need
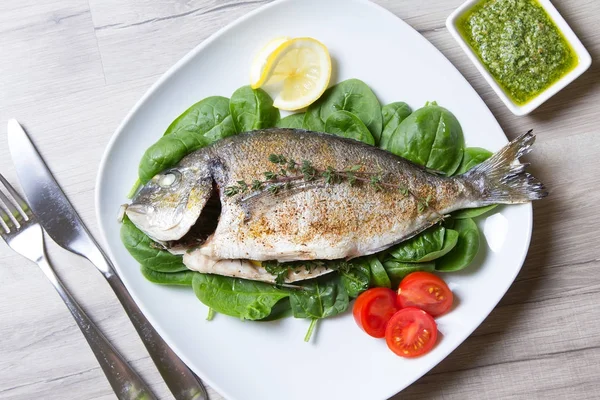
[103,269,209,400]
[36,256,157,400]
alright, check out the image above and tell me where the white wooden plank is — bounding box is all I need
[0,0,105,108]
[88,0,271,84]
[396,348,600,399]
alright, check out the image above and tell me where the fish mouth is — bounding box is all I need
[126,202,187,232]
[126,204,152,216]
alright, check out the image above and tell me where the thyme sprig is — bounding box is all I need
[263,259,355,285]
[224,154,438,215]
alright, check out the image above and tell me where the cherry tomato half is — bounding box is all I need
[385,307,438,358]
[397,271,453,317]
[353,288,399,338]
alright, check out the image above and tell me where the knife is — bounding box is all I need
[7,119,209,400]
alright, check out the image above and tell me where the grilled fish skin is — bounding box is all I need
[125,128,546,282]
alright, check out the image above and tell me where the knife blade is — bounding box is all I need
[7,119,104,261]
[7,119,208,400]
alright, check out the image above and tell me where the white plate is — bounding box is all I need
[95,0,533,399]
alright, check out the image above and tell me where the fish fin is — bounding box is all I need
[462,130,548,205]
[356,218,443,259]
[182,250,334,283]
[425,167,446,176]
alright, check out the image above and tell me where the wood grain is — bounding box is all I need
[0,0,599,399]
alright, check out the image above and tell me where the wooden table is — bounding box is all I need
[1,1,598,399]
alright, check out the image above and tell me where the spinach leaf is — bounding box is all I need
[324,110,375,145]
[436,218,480,272]
[304,319,319,342]
[454,147,492,175]
[340,261,370,298]
[141,266,196,286]
[164,96,231,137]
[139,130,209,183]
[120,217,187,272]
[276,113,305,129]
[387,102,464,175]
[304,79,382,142]
[192,273,289,320]
[260,298,293,321]
[452,147,498,218]
[368,256,391,288]
[138,96,237,183]
[380,102,412,150]
[453,205,498,219]
[427,229,459,261]
[262,259,354,285]
[289,275,349,319]
[383,261,435,286]
[229,86,280,132]
[386,225,446,263]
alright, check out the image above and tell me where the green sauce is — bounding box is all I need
[457,0,578,105]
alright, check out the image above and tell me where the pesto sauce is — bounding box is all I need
[458,0,578,105]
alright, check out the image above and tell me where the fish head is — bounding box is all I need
[125,166,214,242]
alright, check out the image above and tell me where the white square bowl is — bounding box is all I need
[446,0,592,116]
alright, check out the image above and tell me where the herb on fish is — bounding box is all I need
[323,166,341,184]
[236,180,248,192]
[263,259,355,285]
[345,164,361,186]
[263,261,292,285]
[264,171,277,180]
[268,154,287,164]
[251,179,263,191]
[398,185,409,196]
[370,174,383,191]
[224,154,437,214]
[301,160,317,181]
[224,185,243,196]
[418,195,433,213]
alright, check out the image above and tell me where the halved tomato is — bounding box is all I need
[397,271,453,317]
[353,288,399,338]
[385,307,438,358]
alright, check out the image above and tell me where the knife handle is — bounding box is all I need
[101,263,209,400]
[36,256,157,400]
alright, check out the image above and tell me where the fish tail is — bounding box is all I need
[462,130,548,205]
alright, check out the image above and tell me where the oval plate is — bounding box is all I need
[95,0,532,399]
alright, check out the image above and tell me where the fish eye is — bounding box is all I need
[158,170,181,188]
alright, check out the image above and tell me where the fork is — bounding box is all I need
[0,174,157,400]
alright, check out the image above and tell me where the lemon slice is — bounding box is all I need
[253,37,332,111]
[250,36,291,89]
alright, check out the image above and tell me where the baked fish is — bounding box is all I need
[125,128,546,283]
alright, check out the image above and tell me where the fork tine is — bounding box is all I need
[0,174,30,221]
[0,186,25,231]
[0,197,14,234]
[0,192,22,229]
